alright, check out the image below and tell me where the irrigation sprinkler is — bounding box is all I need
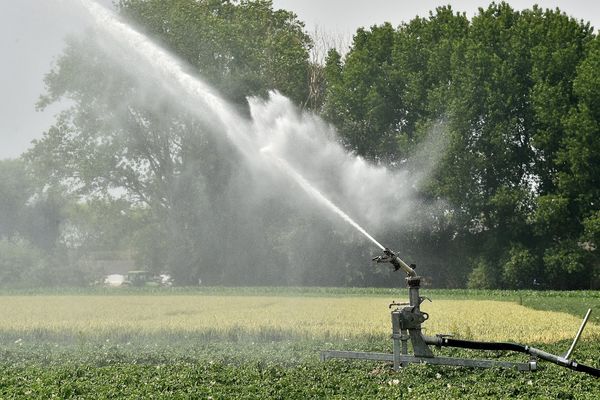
[321,247,600,377]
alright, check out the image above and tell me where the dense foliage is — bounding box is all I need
[1,1,598,289]
[322,3,599,289]
[22,0,328,287]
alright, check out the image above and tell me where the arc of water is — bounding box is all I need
[76,0,385,251]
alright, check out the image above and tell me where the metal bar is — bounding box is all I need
[401,330,409,355]
[391,312,402,370]
[410,355,536,371]
[564,308,592,359]
[393,255,417,277]
[409,330,434,357]
[320,351,535,371]
[320,350,393,362]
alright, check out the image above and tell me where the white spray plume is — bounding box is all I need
[73,0,445,246]
[247,93,444,232]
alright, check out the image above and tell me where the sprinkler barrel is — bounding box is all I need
[373,248,417,277]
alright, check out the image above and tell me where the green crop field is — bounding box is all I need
[1,288,599,399]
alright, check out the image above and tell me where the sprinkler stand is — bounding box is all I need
[321,248,599,377]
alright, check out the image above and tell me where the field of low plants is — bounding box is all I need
[1,288,600,398]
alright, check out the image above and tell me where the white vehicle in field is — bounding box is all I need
[104,274,125,287]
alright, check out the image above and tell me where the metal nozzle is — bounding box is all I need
[374,248,417,277]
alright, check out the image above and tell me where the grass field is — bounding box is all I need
[1,288,600,398]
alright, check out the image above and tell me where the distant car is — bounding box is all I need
[122,270,158,287]
[104,274,125,287]
[103,271,172,287]
[119,270,173,287]
[159,273,173,287]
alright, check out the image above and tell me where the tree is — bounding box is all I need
[0,159,85,287]
[323,7,469,162]
[320,2,597,288]
[0,159,32,240]
[0,159,65,251]
[502,244,540,289]
[24,1,600,288]
[27,0,315,285]
[541,34,600,288]
[119,0,311,107]
[0,238,45,288]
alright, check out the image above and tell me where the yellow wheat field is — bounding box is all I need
[1,295,598,343]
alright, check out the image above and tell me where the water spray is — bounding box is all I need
[77,0,393,250]
[260,147,385,251]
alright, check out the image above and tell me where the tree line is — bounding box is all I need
[1,1,598,289]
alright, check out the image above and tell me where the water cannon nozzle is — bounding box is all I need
[374,247,417,276]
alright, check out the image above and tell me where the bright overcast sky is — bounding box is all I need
[1,0,598,159]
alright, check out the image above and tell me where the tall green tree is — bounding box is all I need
[0,159,82,287]
[119,0,311,107]
[322,2,597,288]
[0,159,65,251]
[28,0,313,284]
[0,159,32,240]
[538,34,600,288]
[323,7,469,162]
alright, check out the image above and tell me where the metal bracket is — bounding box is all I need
[320,350,537,371]
[320,248,600,377]
[563,308,592,359]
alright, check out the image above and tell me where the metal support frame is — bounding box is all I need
[320,350,536,371]
[320,273,536,372]
[320,248,599,377]
[321,249,536,372]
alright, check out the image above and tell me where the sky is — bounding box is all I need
[1,0,598,160]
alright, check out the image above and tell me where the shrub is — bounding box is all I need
[0,237,45,287]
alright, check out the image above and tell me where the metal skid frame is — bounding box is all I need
[321,274,536,372]
[321,248,599,377]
